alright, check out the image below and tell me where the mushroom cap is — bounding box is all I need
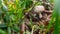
[34,5,45,12]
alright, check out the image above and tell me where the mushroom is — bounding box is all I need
[34,5,45,18]
[34,5,45,13]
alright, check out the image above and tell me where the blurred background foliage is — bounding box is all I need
[0,0,34,34]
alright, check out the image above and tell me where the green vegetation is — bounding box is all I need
[0,0,60,34]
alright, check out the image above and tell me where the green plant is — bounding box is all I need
[46,0,60,34]
[53,0,60,34]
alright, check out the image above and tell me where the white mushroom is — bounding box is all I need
[39,13,42,18]
[34,5,45,18]
[34,5,45,13]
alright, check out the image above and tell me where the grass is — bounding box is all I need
[46,0,60,34]
[53,0,60,34]
[0,0,60,34]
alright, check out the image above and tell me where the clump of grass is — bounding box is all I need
[46,0,60,34]
[53,0,60,34]
[0,0,33,34]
